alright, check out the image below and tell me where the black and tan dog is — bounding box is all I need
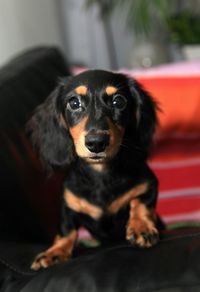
[28,70,161,270]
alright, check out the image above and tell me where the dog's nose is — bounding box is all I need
[85,134,109,153]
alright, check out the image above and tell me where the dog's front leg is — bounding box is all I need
[31,230,77,270]
[31,198,79,271]
[126,199,159,248]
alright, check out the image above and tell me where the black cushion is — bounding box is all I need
[0,47,70,242]
[0,228,200,292]
[0,46,70,131]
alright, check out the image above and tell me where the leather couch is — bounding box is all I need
[0,47,200,291]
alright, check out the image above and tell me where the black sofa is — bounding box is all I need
[0,47,200,292]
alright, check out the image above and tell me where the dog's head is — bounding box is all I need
[27,70,157,169]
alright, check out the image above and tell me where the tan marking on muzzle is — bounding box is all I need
[69,116,89,157]
[105,86,118,96]
[64,189,103,220]
[107,182,149,214]
[75,85,88,95]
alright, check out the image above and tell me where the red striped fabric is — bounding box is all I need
[150,147,200,224]
[137,74,200,225]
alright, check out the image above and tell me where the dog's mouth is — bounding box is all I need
[90,156,103,160]
[87,153,107,163]
[84,143,122,163]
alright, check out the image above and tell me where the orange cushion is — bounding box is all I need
[137,77,200,138]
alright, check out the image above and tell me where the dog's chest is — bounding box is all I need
[64,173,148,220]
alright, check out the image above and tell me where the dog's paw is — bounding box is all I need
[126,220,159,248]
[31,250,70,271]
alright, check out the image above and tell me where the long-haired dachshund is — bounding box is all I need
[28,70,161,270]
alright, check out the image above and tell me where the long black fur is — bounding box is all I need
[27,70,162,251]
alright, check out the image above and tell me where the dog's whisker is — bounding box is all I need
[120,143,129,150]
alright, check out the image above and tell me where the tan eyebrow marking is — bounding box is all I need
[64,189,103,220]
[107,182,149,214]
[105,86,118,96]
[75,85,88,95]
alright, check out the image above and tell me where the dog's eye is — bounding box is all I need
[112,95,127,110]
[68,97,82,111]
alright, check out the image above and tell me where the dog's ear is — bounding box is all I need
[26,81,75,169]
[128,78,158,154]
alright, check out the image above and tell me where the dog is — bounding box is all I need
[27,69,161,270]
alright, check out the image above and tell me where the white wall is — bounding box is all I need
[60,0,111,69]
[0,0,173,70]
[60,0,134,69]
[0,0,64,67]
[60,0,173,69]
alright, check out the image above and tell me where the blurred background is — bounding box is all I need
[1,0,200,70]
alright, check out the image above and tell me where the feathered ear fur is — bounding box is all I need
[128,78,158,156]
[26,83,75,169]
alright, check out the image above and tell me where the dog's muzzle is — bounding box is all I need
[85,133,110,153]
